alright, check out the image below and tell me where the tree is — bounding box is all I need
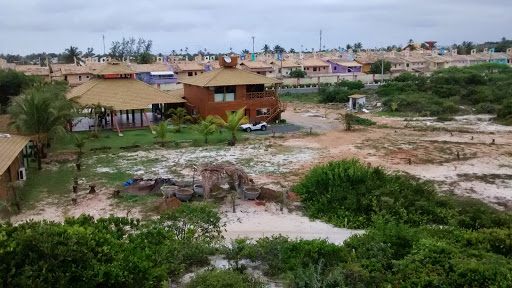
[8,83,76,170]
[84,102,110,136]
[213,108,249,146]
[288,48,296,53]
[241,49,250,54]
[62,46,82,64]
[171,50,177,55]
[137,52,153,64]
[408,39,414,44]
[273,45,285,53]
[153,121,169,146]
[0,69,32,111]
[168,107,192,132]
[72,134,87,161]
[262,44,271,54]
[370,60,392,74]
[420,43,428,50]
[346,44,352,51]
[353,42,363,51]
[289,69,307,78]
[192,115,220,144]
[83,47,95,58]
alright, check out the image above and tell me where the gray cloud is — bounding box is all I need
[0,0,511,55]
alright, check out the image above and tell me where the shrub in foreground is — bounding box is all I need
[186,269,264,288]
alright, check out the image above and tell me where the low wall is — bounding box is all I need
[281,73,397,86]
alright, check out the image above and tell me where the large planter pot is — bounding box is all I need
[193,184,204,196]
[161,185,178,198]
[175,188,194,202]
[244,187,260,200]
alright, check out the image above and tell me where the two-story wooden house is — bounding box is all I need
[180,56,284,123]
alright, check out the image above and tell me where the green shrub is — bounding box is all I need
[186,269,265,288]
[351,115,376,126]
[294,159,457,229]
[0,204,223,287]
[496,99,512,125]
[338,80,365,90]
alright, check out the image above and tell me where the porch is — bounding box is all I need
[72,109,165,132]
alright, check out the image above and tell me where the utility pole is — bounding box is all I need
[319,30,322,52]
[252,36,255,54]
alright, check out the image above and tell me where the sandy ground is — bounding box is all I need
[221,200,363,245]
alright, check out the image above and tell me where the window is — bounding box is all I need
[256,108,270,117]
[313,67,317,72]
[78,75,82,81]
[194,72,198,75]
[333,66,337,71]
[214,86,236,102]
[86,75,90,78]
[188,72,193,76]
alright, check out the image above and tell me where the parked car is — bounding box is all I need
[240,121,268,132]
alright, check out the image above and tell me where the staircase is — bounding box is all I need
[265,100,287,123]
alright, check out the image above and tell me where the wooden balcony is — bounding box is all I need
[246,91,276,100]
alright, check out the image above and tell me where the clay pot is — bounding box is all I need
[193,184,204,196]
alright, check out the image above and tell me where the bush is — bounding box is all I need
[496,99,512,125]
[186,269,265,288]
[338,80,364,90]
[0,204,223,287]
[294,159,455,229]
[318,86,351,103]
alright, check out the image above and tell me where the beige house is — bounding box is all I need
[60,66,95,86]
[239,61,274,76]
[425,55,450,70]
[171,62,206,82]
[401,56,432,73]
[300,58,330,75]
[269,59,302,77]
[15,65,51,81]
[0,134,30,202]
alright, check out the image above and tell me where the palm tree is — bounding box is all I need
[84,102,110,136]
[8,84,76,170]
[346,44,352,50]
[353,42,363,51]
[408,39,414,44]
[262,44,271,54]
[63,46,82,64]
[168,107,192,132]
[171,50,176,55]
[180,48,183,55]
[241,49,250,54]
[288,48,296,53]
[192,115,220,144]
[213,108,249,146]
[185,47,189,54]
[153,121,169,146]
[83,47,95,58]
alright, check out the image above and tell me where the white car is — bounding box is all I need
[240,121,268,132]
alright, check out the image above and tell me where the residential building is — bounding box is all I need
[239,61,274,76]
[59,66,95,87]
[15,65,51,81]
[180,56,284,123]
[425,55,450,70]
[300,58,330,75]
[0,134,30,201]
[355,54,378,73]
[327,59,363,74]
[67,61,185,134]
[384,56,407,73]
[130,63,178,91]
[400,56,431,73]
[268,59,302,77]
[171,61,206,82]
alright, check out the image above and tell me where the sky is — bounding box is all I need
[1,0,512,56]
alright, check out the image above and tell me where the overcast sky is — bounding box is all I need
[1,0,511,55]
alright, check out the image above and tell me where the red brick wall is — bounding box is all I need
[183,84,278,122]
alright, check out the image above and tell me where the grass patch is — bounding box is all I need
[50,127,246,153]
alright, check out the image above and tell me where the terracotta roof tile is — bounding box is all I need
[179,67,281,87]
[0,134,30,175]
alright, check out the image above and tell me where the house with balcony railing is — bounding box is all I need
[180,56,284,123]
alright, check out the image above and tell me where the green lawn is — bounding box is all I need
[280,92,319,103]
[51,127,246,153]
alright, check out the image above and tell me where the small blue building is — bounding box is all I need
[130,63,178,91]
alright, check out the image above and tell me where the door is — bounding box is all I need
[245,108,250,119]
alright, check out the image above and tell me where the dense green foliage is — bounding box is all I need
[370,60,392,74]
[318,81,364,103]
[289,69,307,78]
[0,69,34,111]
[377,63,512,117]
[186,269,264,288]
[0,204,223,287]
[294,159,511,229]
